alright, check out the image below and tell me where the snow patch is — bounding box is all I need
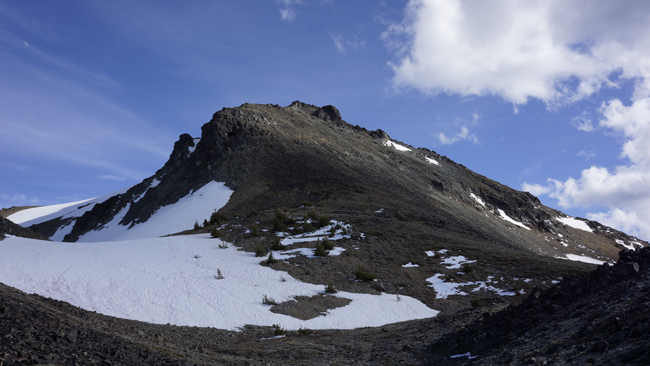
[556,216,593,233]
[497,209,530,230]
[470,193,485,207]
[426,274,516,299]
[425,157,439,165]
[561,254,604,265]
[402,262,419,268]
[441,255,476,269]
[383,140,411,152]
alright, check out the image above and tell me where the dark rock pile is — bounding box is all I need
[428,247,650,365]
[0,216,48,241]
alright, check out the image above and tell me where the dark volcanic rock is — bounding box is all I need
[0,216,48,241]
[427,247,650,365]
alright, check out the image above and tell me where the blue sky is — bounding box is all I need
[2,0,650,240]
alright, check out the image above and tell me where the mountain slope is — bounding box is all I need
[12,102,645,254]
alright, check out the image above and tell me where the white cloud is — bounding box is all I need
[577,150,596,160]
[98,175,127,182]
[0,193,40,208]
[437,126,478,145]
[572,112,594,132]
[275,0,304,22]
[521,183,551,197]
[330,33,365,55]
[383,0,650,106]
[385,0,650,239]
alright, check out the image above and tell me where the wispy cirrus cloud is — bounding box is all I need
[437,126,478,145]
[274,0,304,22]
[330,33,365,55]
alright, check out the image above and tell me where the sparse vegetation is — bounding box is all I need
[214,269,224,280]
[266,251,278,265]
[462,263,475,273]
[250,223,262,237]
[325,282,337,294]
[210,228,221,238]
[301,221,313,232]
[209,210,227,225]
[321,237,335,250]
[255,244,267,257]
[297,326,310,335]
[355,266,377,281]
[273,207,294,232]
[314,240,329,257]
[193,254,201,259]
[193,221,201,230]
[262,295,277,305]
[218,242,228,249]
[272,324,287,336]
[271,237,287,251]
[251,207,259,215]
[471,298,483,308]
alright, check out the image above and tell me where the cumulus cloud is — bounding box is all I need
[383,0,650,106]
[437,126,478,145]
[384,0,650,239]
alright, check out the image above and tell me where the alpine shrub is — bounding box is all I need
[321,237,335,250]
[210,228,221,238]
[272,324,287,336]
[355,266,377,281]
[324,282,337,294]
[266,251,278,265]
[255,244,267,257]
[271,237,287,251]
[314,241,329,257]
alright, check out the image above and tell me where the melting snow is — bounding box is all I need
[441,255,476,269]
[470,193,486,207]
[425,157,439,165]
[278,247,346,259]
[426,274,516,299]
[497,209,530,230]
[556,216,593,233]
[561,254,604,265]
[383,140,411,152]
[0,234,439,330]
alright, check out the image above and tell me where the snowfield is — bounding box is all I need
[0,234,439,330]
[8,181,233,242]
[0,180,439,330]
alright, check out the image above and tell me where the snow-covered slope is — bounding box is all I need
[0,234,438,330]
[8,181,233,242]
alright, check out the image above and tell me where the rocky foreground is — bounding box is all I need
[1,247,649,365]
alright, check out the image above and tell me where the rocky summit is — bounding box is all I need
[1,101,649,365]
